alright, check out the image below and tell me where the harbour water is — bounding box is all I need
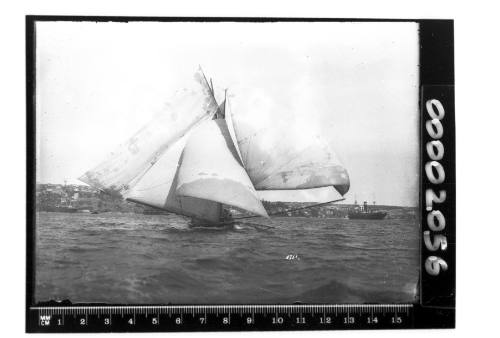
[34,212,419,304]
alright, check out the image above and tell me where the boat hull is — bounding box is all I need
[347,211,387,220]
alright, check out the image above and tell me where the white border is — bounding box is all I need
[1,1,499,337]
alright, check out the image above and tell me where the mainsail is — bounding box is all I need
[176,119,268,218]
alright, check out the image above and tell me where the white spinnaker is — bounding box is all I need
[79,68,219,196]
[176,119,268,218]
[226,91,350,196]
[124,131,222,223]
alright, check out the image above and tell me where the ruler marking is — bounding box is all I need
[30,304,413,329]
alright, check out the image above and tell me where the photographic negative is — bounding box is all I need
[26,17,455,331]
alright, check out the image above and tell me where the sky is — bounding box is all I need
[36,21,419,207]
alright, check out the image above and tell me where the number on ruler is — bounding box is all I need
[392,316,402,324]
[320,316,332,324]
[272,316,283,324]
[343,316,355,324]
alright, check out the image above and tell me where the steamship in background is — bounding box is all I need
[348,199,387,220]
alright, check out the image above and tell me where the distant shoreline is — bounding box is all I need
[35,182,417,209]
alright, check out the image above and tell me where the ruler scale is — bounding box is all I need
[30,304,414,332]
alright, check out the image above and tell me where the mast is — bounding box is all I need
[223,89,227,113]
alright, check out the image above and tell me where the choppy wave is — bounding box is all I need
[35,212,419,304]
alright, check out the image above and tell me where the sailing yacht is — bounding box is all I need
[79,68,350,225]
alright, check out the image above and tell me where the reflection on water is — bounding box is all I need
[35,212,419,304]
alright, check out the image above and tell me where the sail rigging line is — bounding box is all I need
[231,197,345,220]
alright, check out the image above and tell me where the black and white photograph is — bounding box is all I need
[25,17,455,332]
